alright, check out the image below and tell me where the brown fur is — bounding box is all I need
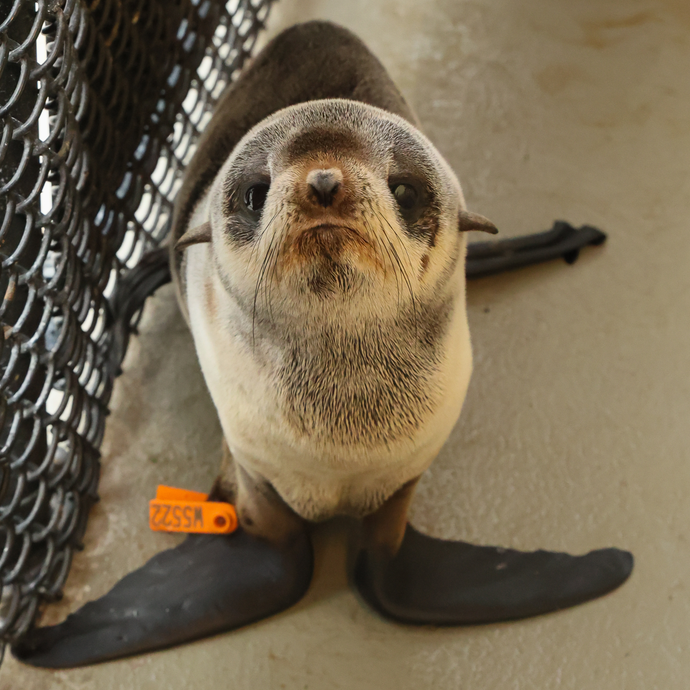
[277,304,453,447]
[171,21,417,297]
[361,477,420,557]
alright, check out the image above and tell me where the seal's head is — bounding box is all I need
[178,99,495,330]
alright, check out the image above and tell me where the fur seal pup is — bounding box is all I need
[14,21,632,668]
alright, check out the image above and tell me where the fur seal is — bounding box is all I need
[178,96,490,524]
[14,21,631,668]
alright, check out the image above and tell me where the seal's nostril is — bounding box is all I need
[309,181,340,207]
[306,169,342,207]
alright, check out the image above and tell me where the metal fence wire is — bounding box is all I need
[0,0,274,664]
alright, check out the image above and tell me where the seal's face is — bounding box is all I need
[206,99,469,327]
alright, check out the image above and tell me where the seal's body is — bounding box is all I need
[179,98,474,521]
[14,22,632,670]
[171,22,500,522]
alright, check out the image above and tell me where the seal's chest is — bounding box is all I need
[276,324,444,448]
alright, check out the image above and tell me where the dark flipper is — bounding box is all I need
[466,221,607,279]
[12,530,313,668]
[354,524,632,625]
[109,246,172,376]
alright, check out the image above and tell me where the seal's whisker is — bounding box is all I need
[360,207,385,276]
[363,202,397,277]
[363,203,402,313]
[367,205,406,297]
[376,206,418,277]
[245,207,281,279]
[265,216,288,324]
[372,206,419,344]
[359,202,388,280]
[378,216,407,317]
[252,220,283,346]
[265,222,285,296]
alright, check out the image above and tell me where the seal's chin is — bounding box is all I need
[304,260,359,297]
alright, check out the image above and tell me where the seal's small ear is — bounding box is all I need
[459,210,498,235]
[175,222,212,251]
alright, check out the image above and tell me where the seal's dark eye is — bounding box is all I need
[391,183,418,210]
[244,184,269,213]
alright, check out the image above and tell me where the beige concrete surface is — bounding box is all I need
[5,0,690,687]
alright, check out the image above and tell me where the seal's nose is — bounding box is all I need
[306,168,343,208]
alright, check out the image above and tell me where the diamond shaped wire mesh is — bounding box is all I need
[0,0,274,664]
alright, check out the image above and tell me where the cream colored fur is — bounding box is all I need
[181,100,474,521]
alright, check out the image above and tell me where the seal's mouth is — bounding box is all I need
[298,223,369,251]
[271,222,381,297]
[281,223,376,267]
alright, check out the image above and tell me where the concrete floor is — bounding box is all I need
[6,0,690,687]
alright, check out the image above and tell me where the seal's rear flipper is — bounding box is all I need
[12,530,313,668]
[109,247,172,376]
[354,524,632,625]
[466,221,606,279]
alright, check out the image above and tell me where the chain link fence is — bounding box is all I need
[0,0,274,664]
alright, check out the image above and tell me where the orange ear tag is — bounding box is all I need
[149,485,238,534]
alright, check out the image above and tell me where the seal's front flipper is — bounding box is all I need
[12,529,313,668]
[354,524,633,625]
[466,221,607,279]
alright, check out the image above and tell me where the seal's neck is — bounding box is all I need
[273,302,454,447]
